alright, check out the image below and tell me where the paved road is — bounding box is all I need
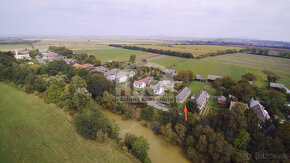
[147,101,169,111]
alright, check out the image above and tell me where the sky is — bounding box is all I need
[1,0,290,42]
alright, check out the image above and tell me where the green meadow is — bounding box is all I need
[0,83,137,163]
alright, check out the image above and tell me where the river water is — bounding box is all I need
[102,110,190,163]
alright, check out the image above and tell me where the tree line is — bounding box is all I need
[109,44,241,59]
[0,51,151,163]
[240,47,290,59]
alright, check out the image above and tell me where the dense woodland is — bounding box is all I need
[0,46,289,162]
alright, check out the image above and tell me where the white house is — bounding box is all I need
[14,49,31,60]
[116,72,128,83]
[133,77,153,88]
[104,69,120,81]
[128,71,135,78]
[151,80,173,95]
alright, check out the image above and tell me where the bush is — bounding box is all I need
[140,106,154,121]
[24,84,34,93]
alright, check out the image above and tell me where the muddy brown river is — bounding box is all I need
[102,110,190,163]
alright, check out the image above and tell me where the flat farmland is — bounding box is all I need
[203,53,290,74]
[203,53,290,87]
[73,45,147,61]
[0,83,137,163]
[133,45,242,57]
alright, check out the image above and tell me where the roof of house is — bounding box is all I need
[134,77,153,86]
[218,95,227,102]
[196,75,204,80]
[207,75,222,80]
[163,69,176,74]
[116,72,127,79]
[191,90,208,107]
[104,69,120,76]
[176,87,191,102]
[151,80,171,91]
[270,83,285,89]
[94,66,108,73]
[250,100,270,121]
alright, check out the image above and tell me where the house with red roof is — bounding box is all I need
[133,77,153,88]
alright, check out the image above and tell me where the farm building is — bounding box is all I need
[250,100,270,122]
[176,87,191,103]
[207,75,222,81]
[217,95,227,104]
[191,90,209,111]
[134,77,153,88]
[270,83,285,89]
[195,75,204,81]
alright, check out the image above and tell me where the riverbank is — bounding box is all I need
[102,109,190,163]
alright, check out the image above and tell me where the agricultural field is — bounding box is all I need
[133,45,243,57]
[0,83,137,163]
[70,45,148,61]
[203,53,290,87]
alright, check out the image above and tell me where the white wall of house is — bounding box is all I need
[106,75,116,81]
[134,82,146,88]
[154,87,165,95]
[117,75,128,83]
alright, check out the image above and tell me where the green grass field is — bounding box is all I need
[0,83,137,163]
[148,53,290,87]
[133,45,242,57]
[73,45,147,61]
[188,81,205,94]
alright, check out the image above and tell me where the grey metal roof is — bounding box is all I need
[191,90,208,108]
[218,95,226,101]
[196,75,204,80]
[176,87,191,102]
[207,75,222,81]
[270,83,285,89]
[104,69,120,76]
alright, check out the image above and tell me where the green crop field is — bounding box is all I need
[133,45,242,57]
[73,45,147,61]
[188,81,205,94]
[0,83,137,163]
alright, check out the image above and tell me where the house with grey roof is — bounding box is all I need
[104,69,121,81]
[115,72,128,83]
[151,80,173,95]
[128,71,135,78]
[94,66,108,73]
[207,75,222,81]
[176,87,191,103]
[195,75,204,81]
[250,100,270,122]
[191,90,209,111]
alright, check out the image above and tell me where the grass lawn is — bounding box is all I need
[188,81,205,94]
[134,45,242,57]
[0,83,137,163]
